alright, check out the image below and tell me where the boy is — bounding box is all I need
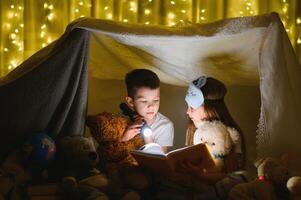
[120,69,174,153]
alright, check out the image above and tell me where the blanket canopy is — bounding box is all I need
[0,12,300,170]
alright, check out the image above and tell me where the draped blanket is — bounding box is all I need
[0,13,300,164]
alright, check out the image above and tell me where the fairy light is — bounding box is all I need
[170,1,175,5]
[145,21,150,24]
[4,48,9,52]
[181,10,186,14]
[297,18,301,24]
[297,38,301,44]
[123,19,128,22]
[104,6,108,10]
[144,9,151,15]
[168,13,175,19]
[107,13,113,19]
[129,1,137,12]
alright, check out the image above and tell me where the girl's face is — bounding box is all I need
[186,104,207,123]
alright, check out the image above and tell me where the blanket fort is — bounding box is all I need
[0,13,300,168]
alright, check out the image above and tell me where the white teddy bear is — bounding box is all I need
[193,120,241,172]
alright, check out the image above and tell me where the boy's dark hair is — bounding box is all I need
[125,69,160,97]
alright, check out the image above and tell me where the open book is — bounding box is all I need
[130,143,215,177]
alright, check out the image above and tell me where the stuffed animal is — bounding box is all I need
[193,120,239,172]
[58,136,110,200]
[58,136,141,200]
[228,157,290,200]
[0,150,31,200]
[86,112,152,197]
[287,176,301,200]
[86,112,144,169]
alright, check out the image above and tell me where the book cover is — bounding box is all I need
[130,143,215,177]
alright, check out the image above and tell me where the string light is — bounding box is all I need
[0,1,300,76]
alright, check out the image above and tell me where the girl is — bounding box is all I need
[183,76,245,183]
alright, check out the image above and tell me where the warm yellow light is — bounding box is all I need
[239,11,244,15]
[144,9,151,15]
[282,0,286,2]
[20,24,24,28]
[48,5,54,10]
[123,19,128,22]
[40,31,45,38]
[129,7,136,11]
[282,6,288,13]
[18,47,23,51]
[47,37,52,43]
[104,6,109,10]
[250,11,254,15]
[10,33,16,39]
[286,28,290,33]
[10,60,17,67]
[80,15,85,18]
[10,5,15,9]
[201,9,206,13]
[107,13,113,19]
[297,18,301,24]
[14,13,18,17]
[8,65,12,70]
[44,3,48,9]
[79,1,84,6]
[41,24,46,29]
[170,1,175,5]
[5,23,11,29]
[18,6,23,10]
[246,7,250,10]
[15,29,19,33]
[168,13,175,19]
[148,0,152,2]
[200,16,205,21]
[181,10,186,14]
[47,13,54,20]
[4,48,8,52]
[297,38,301,44]
[42,43,47,47]
[75,8,79,13]
[8,11,14,18]
[130,2,136,7]
[246,2,252,6]
[145,21,150,24]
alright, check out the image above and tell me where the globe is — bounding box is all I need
[25,132,56,168]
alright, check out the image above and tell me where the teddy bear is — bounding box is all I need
[0,149,32,200]
[287,176,301,200]
[58,136,110,200]
[228,157,291,200]
[86,112,145,169]
[86,112,153,197]
[58,136,141,200]
[193,120,240,172]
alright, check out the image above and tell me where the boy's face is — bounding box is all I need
[126,87,160,123]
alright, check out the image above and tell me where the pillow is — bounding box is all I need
[86,112,144,167]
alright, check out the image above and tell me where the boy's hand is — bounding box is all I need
[120,121,143,142]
